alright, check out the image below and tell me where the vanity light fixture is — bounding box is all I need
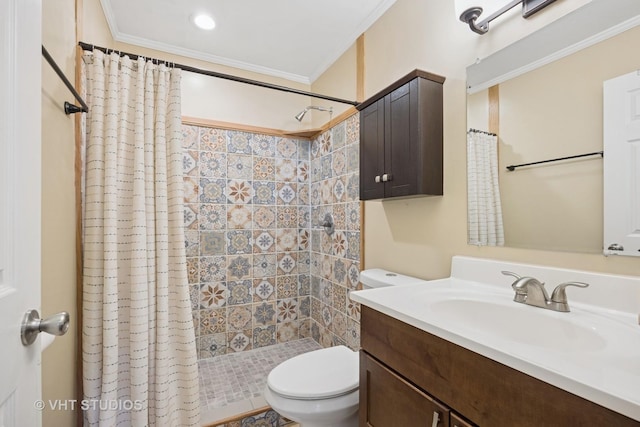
[457,0,557,35]
[193,13,216,30]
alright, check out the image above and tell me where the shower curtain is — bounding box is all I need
[467,130,505,246]
[81,50,200,426]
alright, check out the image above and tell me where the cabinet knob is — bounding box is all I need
[375,175,381,183]
[382,173,392,182]
[431,411,440,427]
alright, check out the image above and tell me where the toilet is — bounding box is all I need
[263,269,428,427]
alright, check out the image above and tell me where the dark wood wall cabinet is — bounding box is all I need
[357,69,445,200]
[359,306,640,427]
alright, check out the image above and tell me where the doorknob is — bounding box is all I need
[21,309,70,346]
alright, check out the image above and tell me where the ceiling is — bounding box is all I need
[100,0,397,84]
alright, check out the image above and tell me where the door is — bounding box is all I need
[360,98,385,200]
[0,0,43,425]
[603,71,640,256]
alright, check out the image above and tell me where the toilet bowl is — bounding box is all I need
[264,269,428,427]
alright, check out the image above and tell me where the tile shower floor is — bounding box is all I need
[199,338,322,425]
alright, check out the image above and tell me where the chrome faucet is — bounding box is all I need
[501,271,589,312]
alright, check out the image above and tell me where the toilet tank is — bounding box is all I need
[359,268,428,289]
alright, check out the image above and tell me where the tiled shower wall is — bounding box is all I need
[182,113,361,359]
[309,114,362,350]
[182,125,312,359]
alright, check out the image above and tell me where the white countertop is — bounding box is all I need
[351,256,640,421]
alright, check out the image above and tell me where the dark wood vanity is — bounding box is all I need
[359,306,640,427]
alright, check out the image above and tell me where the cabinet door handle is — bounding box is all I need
[382,173,392,182]
[431,411,440,427]
[375,175,381,183]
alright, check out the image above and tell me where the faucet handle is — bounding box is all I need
[550,281,589,304]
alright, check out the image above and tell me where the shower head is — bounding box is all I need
[294,106,333,122]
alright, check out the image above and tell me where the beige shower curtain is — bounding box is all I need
[81,50,199,426]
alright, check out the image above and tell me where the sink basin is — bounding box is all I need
[429,298,607,352]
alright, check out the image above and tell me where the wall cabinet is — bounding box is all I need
[359,306,640,427]
[358,69,445,200]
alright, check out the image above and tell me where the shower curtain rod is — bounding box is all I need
[42,45,89,114]
[78,42,360,107]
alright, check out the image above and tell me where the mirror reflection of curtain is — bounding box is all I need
[467,130,504,246]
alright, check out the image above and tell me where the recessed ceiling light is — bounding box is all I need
[193,14,215,30]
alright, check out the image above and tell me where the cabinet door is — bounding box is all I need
[360,352,450,427]
[359,98,385,200]
[385,80,416,198]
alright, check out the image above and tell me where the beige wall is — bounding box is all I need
[41,0,78,426]
[348,0,638,279]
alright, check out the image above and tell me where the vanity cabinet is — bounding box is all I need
[359,305,640,427]
[357,69,445,200]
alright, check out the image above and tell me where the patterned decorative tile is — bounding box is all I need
[297,139,310,159]
[347,201,361,231]
[346,317,361,350]
[310,138,320,160]
[298,229,310,251]
[332,283,347,314]
[277,183,297,205]
[277,252,296,275]
[311,298,322,324]
[276,275,298,299]
[299,295,310,318]
[253,302,276,326]
[185,230,199,257]
[253,206,276,229]
[333,258,347,285]
[227,330,252,352]
[331,310,347,340]
[333,231,347,257]
[320,180,333,205]
[228,280,253,305]
[347,295,361,322]
[227,230,252,254]
[251,134,276,158]
[253,230,275,253]
[253,253,277,278]
[253,278,275,302]
[276,228,298,252]
[333,203,346,230]
[252,181,276,205]
[298,182,310,205]
[183,150,198,176]
[184,177,199,203]
[199,178,227,204]
[227,131,252,154]
[346,231,360,260]
[227,153,253,180]
[227,205,253,230]
[200,282,227,308]
[348,261,360,289]
[277,298,299,322]
[346,143,359,173]
[310,158,322,183]
[276,138,297,159]
[320,155,332,180]
[199,204,226,230]
[200,151,227,178]
[321,304,333,328]
[182,124,199,150]
[346,172,359,202]
[275,158,297,182]
[253,325,276,348]
[253,157,275,181]
[277,321,300,343]
[276,206,298,229]
[311,321,320,342]
[311,229,321,252]
[332,121,347,151]
[226,179,254,204]
[319,278,333,305]
[200,231,226,256]
[331,148,346,177]
[198,333,227,358]
[297,206,310,228]
[200,127,227,152]
[227,255,253,280]
[346,113,359,145]
[320,231,333,254]
[200,308,226,334]
[184,204,198,230]
[187,258,199,284]
[297,160,309,182]
[189,285,200,311]
[318,131,332,156]
[193,310,200,338]
[227,305,253,331]
[200,256,227,282]
[298,253,310,274]
[300,318,312,338]
[333,176,346,203]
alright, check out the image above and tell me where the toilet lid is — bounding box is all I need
[267,345,359,400]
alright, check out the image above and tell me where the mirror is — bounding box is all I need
[466,0,640,253]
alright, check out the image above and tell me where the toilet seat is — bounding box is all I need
[267,345,359,400]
